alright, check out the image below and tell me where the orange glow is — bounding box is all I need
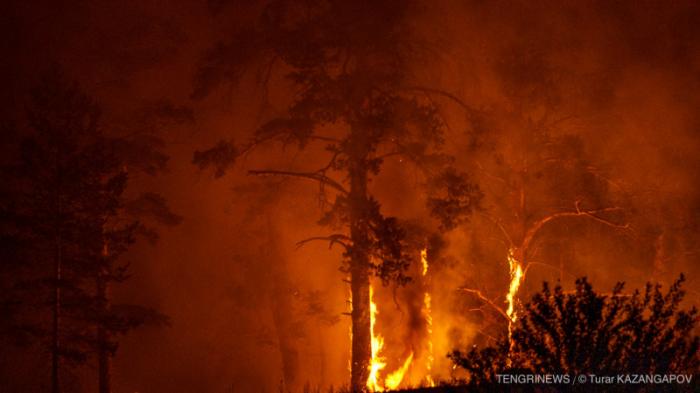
[367,285,386,391]
[421,248,435,387]
[505,248,524,342]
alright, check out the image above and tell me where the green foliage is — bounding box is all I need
[450,275,699,385]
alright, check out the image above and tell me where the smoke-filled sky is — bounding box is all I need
[2,1,699,392]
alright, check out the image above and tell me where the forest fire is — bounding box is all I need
[367,286,386,391]
[2,1,699,392]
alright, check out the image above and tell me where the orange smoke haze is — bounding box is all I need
[1,1,699,392]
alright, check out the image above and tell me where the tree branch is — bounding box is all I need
[478,212,514,249]
[296,234,351,251]
[248,169,348,195]
[522,206,630,255]
[459,287,510,322]
[403,85,480,116]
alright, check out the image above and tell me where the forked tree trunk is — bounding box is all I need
[348,140,371,392]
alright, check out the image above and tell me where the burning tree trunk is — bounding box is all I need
[350,265,371,391]
[421,247,435,387]
[348,142,372,391]
[474,198,630,348]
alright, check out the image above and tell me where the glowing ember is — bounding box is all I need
[385,352,414,390]
[367,285,386,391]
[505,248,524,341]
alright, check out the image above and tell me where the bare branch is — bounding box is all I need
[249,169,348,195]
[524,261,577,282]
[475,161,509,186]
[522,206,630,255]
[478,212,514,249]
[459,287,510,322]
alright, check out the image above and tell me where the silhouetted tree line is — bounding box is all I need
[0,69,181,393]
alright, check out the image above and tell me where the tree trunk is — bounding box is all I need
[350,260,370,392]
[348,143,371,392]
[270,278,298,392]
[97,273,111,393]
[267,226,299,392]
[52,229,62,393]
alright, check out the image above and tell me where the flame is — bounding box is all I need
[366,285,417,391]
[505,248,524,340]
[421,247,429,276]
[421,248,435,387]
[365,248,436,391]
[367,285,386,391]
[385,352,414,390]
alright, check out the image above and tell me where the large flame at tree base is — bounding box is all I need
[367,285,386,391]
[364,247,435,391]
[385,352,414,390]
[367,285,415,391]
